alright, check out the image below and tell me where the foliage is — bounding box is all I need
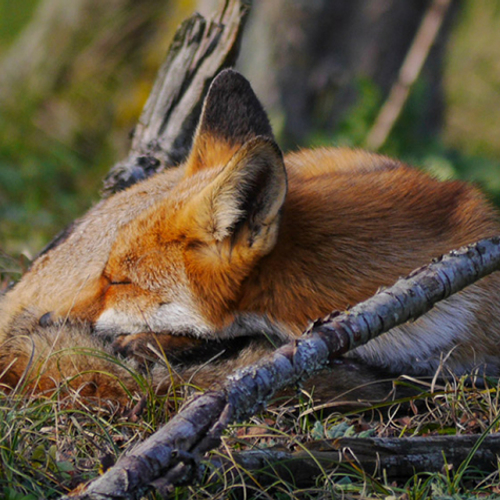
[0,0,38,49]
[0,104,95,255]
[444,1,500,159]
[1,1,500,257]
[2,374,500,498]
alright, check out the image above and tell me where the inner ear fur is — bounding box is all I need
[187,136,287,251]
[186,69,275,176]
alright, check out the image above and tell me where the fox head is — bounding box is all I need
[28,70,287,339]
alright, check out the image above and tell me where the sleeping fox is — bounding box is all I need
[1,69,500,404]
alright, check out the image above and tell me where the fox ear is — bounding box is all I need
[187,136,287,254]
[186,69,274,175]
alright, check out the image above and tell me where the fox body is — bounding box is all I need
[1,70,500,403]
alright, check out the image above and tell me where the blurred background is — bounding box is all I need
[1,0,499,269]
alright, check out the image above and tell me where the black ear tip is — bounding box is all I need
[211,68,247,86]
[213,68,240,79]
[207,69,254,99]
[200,69,274,142]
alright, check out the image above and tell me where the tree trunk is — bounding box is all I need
[102,0,252,194]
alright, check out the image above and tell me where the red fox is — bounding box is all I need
[1,69,500,404]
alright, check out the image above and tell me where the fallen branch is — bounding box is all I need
[63,237,500,499]
[207,434,500,488]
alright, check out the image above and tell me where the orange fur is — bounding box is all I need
[1,70,500,405]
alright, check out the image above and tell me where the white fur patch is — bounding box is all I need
[349,292,480,375]
[94,309,149,336]
[94,301,212,338]
[149,302,212,336]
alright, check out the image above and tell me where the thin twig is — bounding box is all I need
[365,0,453,150]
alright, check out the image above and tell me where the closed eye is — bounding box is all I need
[110,280,132,286]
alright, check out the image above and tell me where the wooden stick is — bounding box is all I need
[365,0,452,151]
[206,434,500,487]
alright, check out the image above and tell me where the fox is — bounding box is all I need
[1,69,500,406]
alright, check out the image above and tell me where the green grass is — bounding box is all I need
[0,0,38,49]
[0,371,179,499]
[2,372,500,499]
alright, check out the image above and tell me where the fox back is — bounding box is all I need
[2,69,500,404]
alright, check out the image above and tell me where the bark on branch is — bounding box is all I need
[63,237,500,499]
[208,434,500,488]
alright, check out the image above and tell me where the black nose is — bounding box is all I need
[39,312,53,327]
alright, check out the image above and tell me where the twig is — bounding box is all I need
[365,0,453,151]
[61,237,500,499]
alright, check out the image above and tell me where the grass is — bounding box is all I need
[1,3,500,498]
[2,368,500,499]
[0,366,180,499]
